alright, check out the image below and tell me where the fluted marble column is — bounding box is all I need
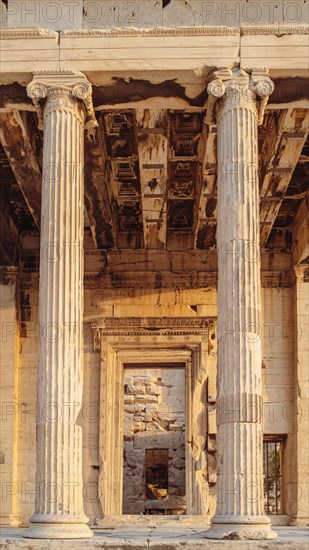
[25,71,96,539]
[205,69,277,540]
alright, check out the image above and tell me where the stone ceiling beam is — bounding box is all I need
[195,122,217,249]
[137,109,167,250]
[0,190,20,265]
[96,110,144,249]
[166,110,204,250]
[0,110,41,229]
[260,108,309,247]
[84,129,116,250]
[292,197,309,265]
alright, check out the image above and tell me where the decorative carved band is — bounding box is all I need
[93,317,215,331]
[1,26,307,40]
[42,87,86,124]
[0,29,58,39]
[92,317,216,353]
[62,27,239,37]
[241,24,309,35]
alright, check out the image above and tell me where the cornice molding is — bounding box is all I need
[2,25,306,41]
[91,317,215,352]
[241,24,309,35]
[93,317,215,329]
[62,27,239,37]
[0,28,58,39]
[91,317,217,359]
[91,317,215,347]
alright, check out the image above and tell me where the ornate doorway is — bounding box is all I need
[92,317,216,518]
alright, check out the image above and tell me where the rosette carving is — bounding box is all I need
[26,82,47,100]
[253,78,275,98]
[72,81,92,100]
[207,79,226,98]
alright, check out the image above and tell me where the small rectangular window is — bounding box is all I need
[263,438,283,515]
[145,449,168,500]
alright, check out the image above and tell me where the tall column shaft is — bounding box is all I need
[217,81,262,518]
[26,72,96,539]
[206,69,277,540]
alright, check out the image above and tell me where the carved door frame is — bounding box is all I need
[92,317,215,517]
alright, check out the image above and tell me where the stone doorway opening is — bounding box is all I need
[92,318,215,520]
[123,364,186,515]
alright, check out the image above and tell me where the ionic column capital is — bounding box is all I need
[206,68,274,125]
[26,70,97,129]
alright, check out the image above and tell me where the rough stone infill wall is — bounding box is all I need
[123,367,186,514]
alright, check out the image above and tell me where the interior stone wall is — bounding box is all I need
[123,366,186,514]
[15,283,38,525]
[0,281,19,525]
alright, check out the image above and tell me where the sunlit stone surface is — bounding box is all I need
[0,0,308,542]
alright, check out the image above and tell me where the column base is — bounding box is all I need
[205,516,277,540]
[24,518,93,539]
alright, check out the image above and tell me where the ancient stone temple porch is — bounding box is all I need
[0,1,308,547]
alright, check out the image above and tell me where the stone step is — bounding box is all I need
[0,526,308,550]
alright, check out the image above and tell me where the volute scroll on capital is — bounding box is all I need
[26,71,97,130]
[206,68,274,126]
